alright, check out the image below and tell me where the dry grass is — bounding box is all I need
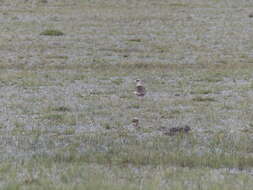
[0,0,253,189]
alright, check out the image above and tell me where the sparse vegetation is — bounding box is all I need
[0,0,253,189]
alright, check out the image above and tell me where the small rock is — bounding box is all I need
[163,125,191,136]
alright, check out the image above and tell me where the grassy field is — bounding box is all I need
[0,0,253,189]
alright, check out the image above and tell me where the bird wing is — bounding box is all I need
[137,86,145,94]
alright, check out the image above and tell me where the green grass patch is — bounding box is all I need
[40,29,64,36]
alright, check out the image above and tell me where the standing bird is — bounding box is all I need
[134,79,146,97]
[132,117,139,128]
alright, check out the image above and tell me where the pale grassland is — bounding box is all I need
[0,0,253,189]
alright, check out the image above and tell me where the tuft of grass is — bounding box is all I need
[2,1,253,189]
[191,88,213,95]
[111,78,124,85]
[192,96,216,102]
[102,122,111,130]
[169,3,189,7]
[160,110,181,119]
[40,29,64,36]
[42,113,76,126]
[127,103,140,109]
[51,106,71,112]
[63,128,76,135]
[45,55,68,59]
[127,38,142,42]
